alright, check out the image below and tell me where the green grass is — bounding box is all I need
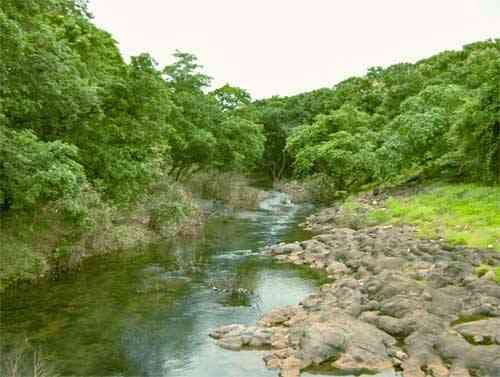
[368,183,500,251]
[475,265,500,283]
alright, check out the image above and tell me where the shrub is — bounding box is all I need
[303,174,347,205]
[0,127,87,213]
[143,177,201,238]
[187,171,267,210]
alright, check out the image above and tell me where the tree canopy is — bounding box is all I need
[0,1,265,216]
[1,0,498,219]
[244,39,500,190]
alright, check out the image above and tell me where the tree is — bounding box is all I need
[163,52,266,180]
[0,127,86,213]
[280,39,500,188]
[163,50,211,92]
[212,117,265,172]
[210,84,251,112]
[452,46,500,183]
[72,53,174,201]
[163,52,220,179]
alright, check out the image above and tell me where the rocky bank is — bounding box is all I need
[209,206,500,377]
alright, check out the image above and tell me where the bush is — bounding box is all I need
[0,127,87,213]
[274,180,311,203]
[143,176,201,238]
[304,174,347,205]
[187,171,267,209]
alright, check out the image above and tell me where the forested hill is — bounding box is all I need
[0,0,498,287]
[249,40,500,187]
[0,0,264,217]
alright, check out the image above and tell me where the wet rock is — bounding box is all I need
[291,321,347,365]
[209,325,273,350]
[258,307,300,327]
[210,218,500,376]
[208,324,245,339]
[435,333,500,376]
[267,242,303,256]
[218,335,244,350]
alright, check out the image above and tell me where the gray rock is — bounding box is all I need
[210,215,500,377]
[454,317,500,345]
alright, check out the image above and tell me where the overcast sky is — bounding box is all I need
[87,0,500,99]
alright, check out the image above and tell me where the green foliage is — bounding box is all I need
[249,99,292,180]
[144,178,200,237]
[246,89,338,179]
[210,84,251,112]
[277,39,500,187]
[212,117,265,171]
[0,3,98,138]
[451,46,500,183]
[0,127,86,215]
[163,50,211,92]
[303,174,343,204]
[288,105,379,191]
[0,0,174,205]
[0,0,265,289]
[72,53,173,202]
[164,53,265,180]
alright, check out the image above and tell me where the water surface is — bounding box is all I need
[1,192,325,376]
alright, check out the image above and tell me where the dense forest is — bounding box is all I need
[0,0,499,288]
[252,41,500,188]
[0,0,265,215]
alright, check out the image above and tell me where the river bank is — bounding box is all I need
[0,173,269,293]
[0,179,199,293]
[210,186,500,377]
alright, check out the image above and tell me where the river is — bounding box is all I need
[1,191,329,376]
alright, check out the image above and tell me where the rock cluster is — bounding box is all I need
[209,214,500,377]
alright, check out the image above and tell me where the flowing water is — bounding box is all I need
[1,192,329,376]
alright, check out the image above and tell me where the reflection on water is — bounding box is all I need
[1,192,324,376]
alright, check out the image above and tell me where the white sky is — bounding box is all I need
[87,0,500,99]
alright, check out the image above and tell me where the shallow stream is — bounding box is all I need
[1,192,327,376]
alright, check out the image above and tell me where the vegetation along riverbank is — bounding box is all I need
[0,1,499,375]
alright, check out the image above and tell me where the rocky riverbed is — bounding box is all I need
[209,206,500,377]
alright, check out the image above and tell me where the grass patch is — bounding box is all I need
[475,264,500,283]
[333,198,372,229]
[367,183,500,251]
